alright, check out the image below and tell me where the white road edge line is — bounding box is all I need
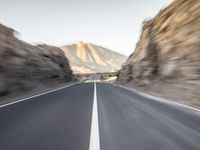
[0,82,81,108]
[89,82,100,150]
[111,83,200,113]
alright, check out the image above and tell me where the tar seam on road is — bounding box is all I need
[89,82,100,150]
[0,82,81,108]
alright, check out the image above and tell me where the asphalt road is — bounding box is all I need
[0,83,94,150]
[0,82,200,150]
[97,83,200,150]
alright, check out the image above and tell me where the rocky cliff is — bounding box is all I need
[0,24,73,97]
[60,41,126,73]
[118,0,200,106]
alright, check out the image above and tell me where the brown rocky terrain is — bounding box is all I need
[118,0,200,107]
[0,24,73,97]
[60,41,126,73]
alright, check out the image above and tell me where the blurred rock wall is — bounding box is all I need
[0,24,73,96]
[118,0,200,85]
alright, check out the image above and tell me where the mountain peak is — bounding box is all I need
[60,42,127,73]
[77,40,85,47]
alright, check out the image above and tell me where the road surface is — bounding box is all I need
[0,82,200,150]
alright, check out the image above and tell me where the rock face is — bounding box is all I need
[0,24,73,96]
[118,0,200,84]
[60,41,126,73]
[118,0,200,107]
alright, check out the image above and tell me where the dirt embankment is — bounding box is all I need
[0,24,73,99]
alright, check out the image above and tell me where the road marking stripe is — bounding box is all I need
[111,83,200,113]
[0,82,81,108]
[89,82,100,150]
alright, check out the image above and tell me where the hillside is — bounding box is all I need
[118,0,200,107]
[0,24,73,97]
[60,41,126,73]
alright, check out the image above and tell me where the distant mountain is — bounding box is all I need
[60,41,127,73]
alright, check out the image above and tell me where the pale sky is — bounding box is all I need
[0,0,171,56]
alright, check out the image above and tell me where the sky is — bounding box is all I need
[0,0,171,56]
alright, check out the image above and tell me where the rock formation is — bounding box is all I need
[118,0,200,106]
[0,24,73,96]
